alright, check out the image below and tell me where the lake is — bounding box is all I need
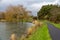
[0,22,33,40]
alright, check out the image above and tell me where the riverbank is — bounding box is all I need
[0,19,32,23]
[23,21,52,40]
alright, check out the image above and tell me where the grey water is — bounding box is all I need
[0,22,33,40]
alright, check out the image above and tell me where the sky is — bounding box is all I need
[0,0,60,16]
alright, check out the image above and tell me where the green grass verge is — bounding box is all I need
[44,20,60,29]
[45,20,60,29]
[50,22,60,29]
[25,22,52,40]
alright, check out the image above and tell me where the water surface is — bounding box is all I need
[0,22,32,40]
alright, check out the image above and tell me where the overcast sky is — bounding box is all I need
[0,0,60,16]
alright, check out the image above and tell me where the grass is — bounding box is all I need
[45,20,60,29]
[44,20,60,29]
[25,21,52,40]
[50,22,60,29]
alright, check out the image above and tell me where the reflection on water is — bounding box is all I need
[0,22,32,40]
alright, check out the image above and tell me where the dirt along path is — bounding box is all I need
[47,22,60,40]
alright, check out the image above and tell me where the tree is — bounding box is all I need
[0,12,5,20]
[37,4,60,23]
[5,5,31,22]
[37,5,52,19]
[49,5,60,23]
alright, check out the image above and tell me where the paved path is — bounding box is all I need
[47,23,60,40]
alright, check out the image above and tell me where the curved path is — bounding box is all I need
[47,23,60,40]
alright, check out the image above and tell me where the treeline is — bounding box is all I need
[0,5,31,22]
[37,5,60,23]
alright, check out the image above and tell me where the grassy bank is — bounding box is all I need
[44,20,60,29]
[24,21,52,40]
[50,22,60,29]
[45,20,60,29]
